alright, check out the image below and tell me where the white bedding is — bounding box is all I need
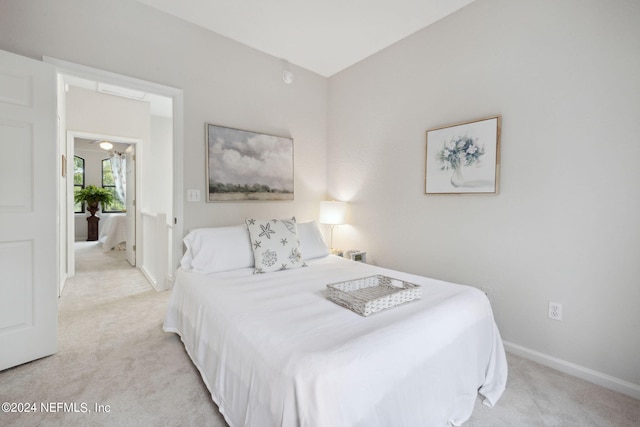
[99,213,127,251]
[163,255,507,427]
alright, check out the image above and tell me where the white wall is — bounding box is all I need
[328,0,640,389]
[147,116,173,217]
[66,87,151,145]
[0,0,327,256]
[147,116,174,287]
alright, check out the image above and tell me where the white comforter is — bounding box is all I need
[163,255,507,427]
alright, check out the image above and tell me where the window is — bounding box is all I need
[102,158,125,212]
[73,156,85,213]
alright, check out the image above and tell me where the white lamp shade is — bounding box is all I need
[319,201,347,225]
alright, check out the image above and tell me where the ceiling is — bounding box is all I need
[135,0,476,77]
[75,138,131,151]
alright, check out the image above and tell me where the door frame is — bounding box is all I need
[46,57,184,294]
[67,131,142,281]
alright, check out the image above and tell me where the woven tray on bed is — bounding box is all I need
[326,275,422,317]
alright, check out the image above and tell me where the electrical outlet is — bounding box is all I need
[548,302,563,320]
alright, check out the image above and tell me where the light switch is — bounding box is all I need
[187,189,200,202]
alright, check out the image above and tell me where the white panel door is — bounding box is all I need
[0,49,57,370]
[125,145,136,266]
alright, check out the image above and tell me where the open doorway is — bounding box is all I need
[50,57,184,296]
[71,135,138,268]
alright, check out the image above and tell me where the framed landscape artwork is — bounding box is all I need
[425,116,501,195]
[206,124,294,202]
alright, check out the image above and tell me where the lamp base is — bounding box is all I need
[330,248,343,257]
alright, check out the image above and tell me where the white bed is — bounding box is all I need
[164,221,507,427]
[99,213,127,251]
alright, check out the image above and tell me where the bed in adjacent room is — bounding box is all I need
[163,219,507,427]
[99,213,127,251]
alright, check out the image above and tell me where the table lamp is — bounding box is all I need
[319,201,347,254]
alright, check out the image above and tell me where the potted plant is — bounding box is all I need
[74,185,114,216]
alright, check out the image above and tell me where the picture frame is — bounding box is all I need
[425,116,501,195]
[205,123,294,202]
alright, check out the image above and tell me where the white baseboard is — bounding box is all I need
[503,341,640,400]
[139,265,173,292]
[140,265,160,292]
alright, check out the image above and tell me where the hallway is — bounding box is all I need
[0,242,225,426]
[62,242,151,307]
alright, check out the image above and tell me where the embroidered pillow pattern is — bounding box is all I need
[245,217,306,273]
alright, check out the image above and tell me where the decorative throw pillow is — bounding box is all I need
[245,217,306,273]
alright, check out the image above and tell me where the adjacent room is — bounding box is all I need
[0,0,638,425]
[73,139,130,248]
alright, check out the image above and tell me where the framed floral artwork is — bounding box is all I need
[206,124,294,202]
[425,116,501,195]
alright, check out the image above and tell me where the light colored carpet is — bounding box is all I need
[0,242,226,427]
[0,243,638,426]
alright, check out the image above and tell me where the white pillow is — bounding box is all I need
[245,217,306,273]
[181,225,254,274]
[297,221,330,260]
